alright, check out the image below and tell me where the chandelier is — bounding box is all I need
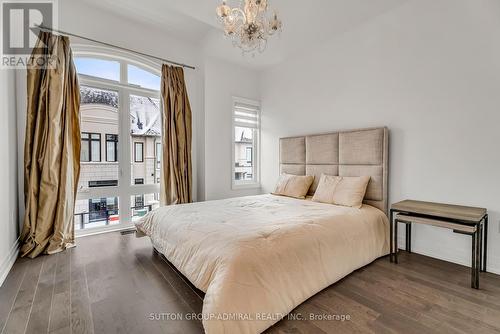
[216,0,283,54]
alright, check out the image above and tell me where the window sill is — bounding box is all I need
[231,183,261,191]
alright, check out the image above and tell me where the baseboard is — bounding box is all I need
[0,238,20,287]
[397,236,500,275]
[487,258,500,275]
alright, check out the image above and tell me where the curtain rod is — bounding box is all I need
[37,25,196,70]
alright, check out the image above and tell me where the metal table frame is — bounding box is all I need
[389,209,488,289]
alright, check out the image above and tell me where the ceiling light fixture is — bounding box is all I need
[216,0,283,54]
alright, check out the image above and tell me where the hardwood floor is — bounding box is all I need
[1,231,500,334]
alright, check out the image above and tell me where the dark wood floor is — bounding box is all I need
[1,231,500,334]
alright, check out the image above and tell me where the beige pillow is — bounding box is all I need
[272,173,314,199]
[312,174,370,208]
[311,174,340,204]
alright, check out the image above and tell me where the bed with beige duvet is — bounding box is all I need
[136,127,390,334]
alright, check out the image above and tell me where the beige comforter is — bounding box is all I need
[136,194,389,334]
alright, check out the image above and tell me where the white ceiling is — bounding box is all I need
[79,0,407,69]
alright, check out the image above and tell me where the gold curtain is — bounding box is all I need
[160,65,192,205]
[20,32,81,258]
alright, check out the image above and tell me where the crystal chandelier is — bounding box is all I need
[216,0,283,54]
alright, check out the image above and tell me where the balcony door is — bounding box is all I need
[73,46,162,235]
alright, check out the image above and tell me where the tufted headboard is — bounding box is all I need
[279,127,389,215]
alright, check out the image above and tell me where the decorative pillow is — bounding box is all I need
[312,174,370,208]
[272,173,314,199]
[311,174,341,204]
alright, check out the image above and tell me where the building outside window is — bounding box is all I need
[156,142,161,169]
[246,147,253,163]
[134,142,144,162]
[88,180,118,188]
[81,132,101,162]
[134,195,144,209]
[88,197,118,222]
[106,134,118,162]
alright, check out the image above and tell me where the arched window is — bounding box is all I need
[72,45,162,234]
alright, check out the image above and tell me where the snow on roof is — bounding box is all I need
[130,96,161,137]
[81,86,118,108]
[81,86,161,137]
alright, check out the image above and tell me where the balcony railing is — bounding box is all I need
[74,205,153,230]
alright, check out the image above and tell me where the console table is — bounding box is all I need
[389,200,488,289]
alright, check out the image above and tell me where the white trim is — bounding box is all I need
[76,224,135,238]
[72,44,162,75]
[231,96,261,190]
[232,183,262,190]
[0,238,20,287]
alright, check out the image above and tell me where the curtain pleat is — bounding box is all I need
[20,31,81,258]
[160,65,192,205]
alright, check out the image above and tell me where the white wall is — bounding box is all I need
[0,69,19,286]
[204,57,261,200]
[260,0,500,273]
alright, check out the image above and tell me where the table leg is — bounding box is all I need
[395,218,398,264]
[483,215,488,272]
[476,228,480,288]
[479,222,483,273]
[406,223,411,253]
[405,223,408,252]
[389,210,394,263]
[407,223,412,253]
[470,231,477,288]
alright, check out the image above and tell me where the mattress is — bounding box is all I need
[135,194,389,334]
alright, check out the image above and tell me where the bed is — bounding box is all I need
[136,127,389,334]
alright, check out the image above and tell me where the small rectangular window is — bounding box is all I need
[81,141,90,162]
[134,142,144,162]
[81,132,101,162]
[232,97,260,188]
[156,142,162,169]
[106,134,118,162]
[89,180,118,188]
[134,195,144,209]
[246,147,253,163]
[134,178,144,185]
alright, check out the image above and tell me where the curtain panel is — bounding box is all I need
[20,31,81,258]
[160,65,193,205]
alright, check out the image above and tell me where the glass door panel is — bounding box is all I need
[77,85,120,232]
[129,95,161,186]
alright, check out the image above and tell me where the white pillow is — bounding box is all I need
[312,174,370,208]
[272,173,314,199]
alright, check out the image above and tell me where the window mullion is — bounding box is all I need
[118,86,132,225]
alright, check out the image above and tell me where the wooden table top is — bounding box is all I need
[391,200,487,222]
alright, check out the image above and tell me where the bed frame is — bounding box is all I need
[279,127,389,215]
